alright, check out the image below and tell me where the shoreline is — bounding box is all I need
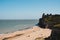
[0,26,52,40]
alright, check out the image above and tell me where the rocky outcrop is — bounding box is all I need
[37,13,60,40]
[37,13,60,28]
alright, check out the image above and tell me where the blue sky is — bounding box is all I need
[0,0,60,19]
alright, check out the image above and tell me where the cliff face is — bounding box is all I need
[37,13,60,40]
[37,13,60,28]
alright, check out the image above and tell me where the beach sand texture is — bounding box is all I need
[0,26,52,40]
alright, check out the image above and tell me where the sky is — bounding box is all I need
[0,0,60,19]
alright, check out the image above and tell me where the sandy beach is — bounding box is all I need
[0,26,52,40]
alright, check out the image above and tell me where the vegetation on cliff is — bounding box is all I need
[37,13,60,28]
[37,13,60,40]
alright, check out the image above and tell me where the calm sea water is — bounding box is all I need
[0,20,38,34]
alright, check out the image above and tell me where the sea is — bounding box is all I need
[0,20,38,34]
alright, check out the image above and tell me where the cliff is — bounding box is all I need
[37,13,60,40]
[37,13,60,28]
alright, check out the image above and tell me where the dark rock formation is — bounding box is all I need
[37,13,60,28]
[45,27,60,40]
[37,13,60,40]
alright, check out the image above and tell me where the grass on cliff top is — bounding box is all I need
[54,24,60,28]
